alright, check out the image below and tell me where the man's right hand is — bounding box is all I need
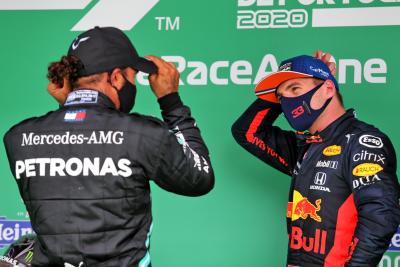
[146,55,180,99]
[47,77,71,105]
[314,50,336,76]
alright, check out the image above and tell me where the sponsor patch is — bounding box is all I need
[64,110,87,122]
[310,172,331,192]
[310,185,331,192]
[289,226,327,255]
[316,160,338,169]
[310,66,329,78]
[21,131,124,146]
[352,150,386,164]
[323,145,341,156]
[64,90,98,106]
[287,190,322,222]
[15,157,133,179]
[352,163,383,177]
[359,134,383,148]
[314,172,327,185]
[352,174,381,189]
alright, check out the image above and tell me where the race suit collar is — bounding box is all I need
[63,88,116,109]
[318,109,355,140]
[296,109,355,144]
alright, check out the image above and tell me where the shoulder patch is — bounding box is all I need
[359,134,383,148]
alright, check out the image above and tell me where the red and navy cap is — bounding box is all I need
[255,55,338,103]
[68,26,157,76]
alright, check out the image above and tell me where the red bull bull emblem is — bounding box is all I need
[287,191,322,222]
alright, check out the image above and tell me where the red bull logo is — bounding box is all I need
[287,191,322,222]
[290,226,327,255]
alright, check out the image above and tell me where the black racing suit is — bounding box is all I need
[231,99,400,267]
[3,89,214,267]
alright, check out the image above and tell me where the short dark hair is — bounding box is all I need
[47,55,133,89]
[47,55,82,88]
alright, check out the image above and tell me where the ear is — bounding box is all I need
[109,68,125,90]
[324,79,336,99]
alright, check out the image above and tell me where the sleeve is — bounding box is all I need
[3,131,12,163]
[345,132,400,266]
[3,129,17,177]
[148,93,215,196]
[3,129,26,199]
[231,98,298,176]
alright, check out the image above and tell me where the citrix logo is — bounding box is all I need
[352,150,386,164]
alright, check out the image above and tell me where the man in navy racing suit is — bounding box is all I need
[231,54,400,266]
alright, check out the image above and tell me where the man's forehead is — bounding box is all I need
[277,77,317,93]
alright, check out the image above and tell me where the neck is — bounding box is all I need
[309,99,346,134]
[74,83,120,109]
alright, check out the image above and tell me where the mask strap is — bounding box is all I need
[107,72,119,91]
[302,82,332,115]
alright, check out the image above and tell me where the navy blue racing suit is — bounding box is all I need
[232,99,400,267]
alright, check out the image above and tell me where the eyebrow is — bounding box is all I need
[277,81,302,95]
[286,82,302,90]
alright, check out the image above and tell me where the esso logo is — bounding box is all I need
[359,135,383,148]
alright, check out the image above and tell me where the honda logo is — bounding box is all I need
[314,172,327,185]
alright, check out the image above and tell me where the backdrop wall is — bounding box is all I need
[0,1,399,266]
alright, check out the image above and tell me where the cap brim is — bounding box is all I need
[135,57,157,74]
[255,71,312,103]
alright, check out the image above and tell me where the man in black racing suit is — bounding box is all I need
[231,54,400,266]
[3,27,214,267]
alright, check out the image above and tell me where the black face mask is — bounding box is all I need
[110,74,137,113]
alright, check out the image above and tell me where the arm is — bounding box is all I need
[231,50,336,176]
[149,93,214,196]
[231,99,298,176]
[144,56,214,196]
[345,132,400,266]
